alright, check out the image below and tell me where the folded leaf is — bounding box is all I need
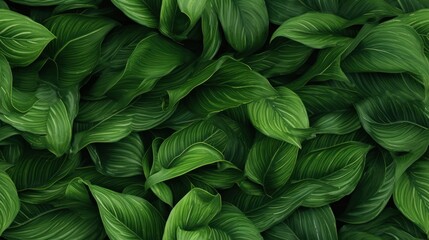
[111,0,161,28]
[163,188,222,240]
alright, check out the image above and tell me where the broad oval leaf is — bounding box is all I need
[285,206,338,240]
[292,141,372,207]
[271,12,351,49]
[248,87,312,148]
[163,188,222,240]
[394,153,429,235]
[245,134,298,194]
[88,184,165,240]
[0,170,19,235]
[0,9,54,66]
[213,0,269,53]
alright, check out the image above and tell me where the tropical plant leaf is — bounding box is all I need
[111,0,161,28]
[263,223,300,240]
[248,87,312,147]
[340,149,395,224]
[163,188,221,240]
[271,12,351,49]
[43,14,118,87]
[88,183,165,240]
[245,134,298,194]
[394,153,429,235]
[0,9,54,66]
[87,132,144,177]
[292,141,372,207]
[0,170,19,235]
[285,206,338,240]
[213,0,269,53]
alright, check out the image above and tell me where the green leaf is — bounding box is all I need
[208,203,263,240]
[213,0,269,53]
[245,134,298,194]
[186,58,276,116]
[201,5,222,60]
[266,0,339,25]
[355,96,429,153]
[0,0,8,9]
[248,87,312,148]
[263,223,300,240]
[145,142,225,189]
[342,21,429,84]
[88,183,165,240]
[394,153,429,235]
[0,9,54,66]
[285,206,338,240]
[292,141,372,207]
[87,132,144,177]
[3,208,105,240]
[163,188,222,240]
[111,0,161,28]
[159,0,207,40]
[44,14,118,87]
[271,12,351,49]
[340,149,395,224]
[244,181,322,231]
[312,109,361,135]
[243,40,313,78]
[0,170,19,235]
[338,0,401,20]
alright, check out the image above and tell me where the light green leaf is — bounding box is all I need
[292,141,372,207]
[394,153,429,235]
[145,143,225,189]
[111,0,161,28]
[186,58,276,116]
[3,208,105,240]
[285,206,338,240]
[355,96,429,153]
[0,9,54,66]
[0,170,19,235]
[271,12,351,49]
[340,149,395,224]
[44,14,118,87]
[87,132,144,177]
[163,188,222,240]
[213,0,269,53]
[245,134,298,194]
[88,184,165,240]
[45,98,72,157]
[248,87,312,148]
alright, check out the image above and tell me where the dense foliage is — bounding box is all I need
[0,0,429,239]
